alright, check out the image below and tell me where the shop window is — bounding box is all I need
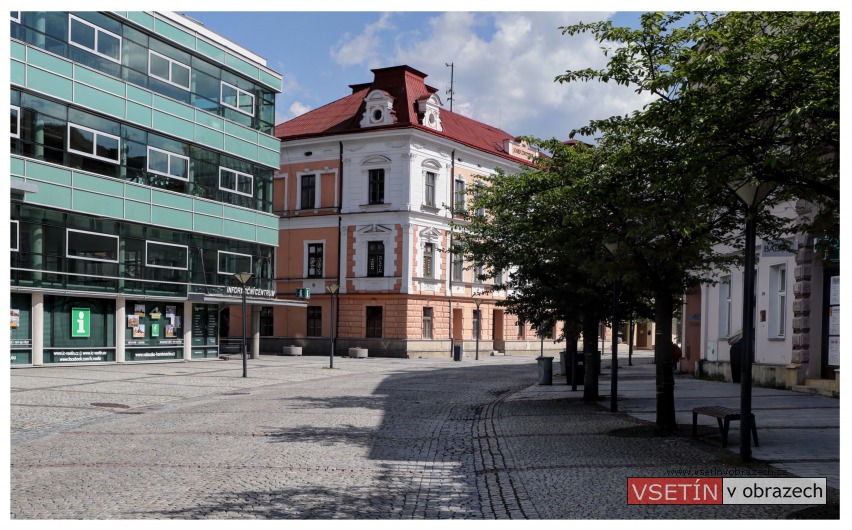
[66,229,118,262]
[68,14,121,63]
[148,50,191,90]
[220,81,254,116]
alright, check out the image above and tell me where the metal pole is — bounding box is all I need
[628,317,634,366]
[241,287,247,378]
[474,299,481,361]
[611,280,620,412]
[740,204,757,462]
[330,292,335,369]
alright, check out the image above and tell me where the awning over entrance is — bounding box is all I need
[187,293,307,307]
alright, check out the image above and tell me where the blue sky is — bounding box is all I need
[183,9,655,142]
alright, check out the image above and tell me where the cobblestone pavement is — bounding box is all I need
[9,355,838,519]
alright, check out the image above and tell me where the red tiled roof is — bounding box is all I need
[275,65,529,165]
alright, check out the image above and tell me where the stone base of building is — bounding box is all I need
[697,360,799,389]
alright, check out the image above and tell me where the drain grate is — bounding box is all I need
[91,402,130,409]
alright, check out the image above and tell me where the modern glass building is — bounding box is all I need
[9,11,300,366]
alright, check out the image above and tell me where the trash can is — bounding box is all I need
[558,351,567,376]
[730,339,742,384]
[570,350,586,390]
[537,356,553,385]
[453,345,464,361]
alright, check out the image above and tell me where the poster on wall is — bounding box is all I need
[151,323,160,337]
[828,336,840,366]
[830,276,840,305]
[829,306,840,336]
[11,309,20,328]
[134,304,146,317]
[128,315,140,328]
[165,325,176,338]
[150,307,161,320]
[132,324,146,338]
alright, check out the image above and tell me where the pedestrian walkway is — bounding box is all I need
[546,355,841,490]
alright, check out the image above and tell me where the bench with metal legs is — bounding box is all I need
[692,406,759,448]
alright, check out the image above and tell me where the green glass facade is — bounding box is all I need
[10,11,283,366]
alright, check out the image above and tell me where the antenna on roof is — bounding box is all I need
[445,62,454,112]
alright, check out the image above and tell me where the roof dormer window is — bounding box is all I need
[417,94,443,132]
[360,90,396,128]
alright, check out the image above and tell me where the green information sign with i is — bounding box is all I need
[71,308,91,337]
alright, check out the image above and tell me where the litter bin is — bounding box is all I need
[730,339,742,384]
[570,350,586,390]
[558,351,567,376]
[453,345,464,361]
[537,356,553,385]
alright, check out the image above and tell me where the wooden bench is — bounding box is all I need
[692,406,759,448]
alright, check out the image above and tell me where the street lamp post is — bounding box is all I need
[474,297,482,361]
[728,178,775,462]
[326,284,339,369]
[233,272,253,378]
[604,241,620,413]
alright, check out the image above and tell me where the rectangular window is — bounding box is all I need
[769,264,787,338]
[146,241,189,270]
[367,241,384,277]
[260,307,274,336]
[218,250,252,276]
[219,166,253,197]
[473,309,481,340]
[301,174,316,209]
[422,307,433,339]
[474,184,485,217]
[719,275,732,338]
[517,319,525,339]
[221,81,254,116]
[368,169,385,204]
[11,221,19,251]
[454,179,466,211]
[307,243,323,278]
[424,171,436,207]
[66,229,119,263]
[423,243,434,278]
[68,14,121,63]
[68,123,120,163]
[452,253,463,282]
[474,265,484,283]
[11,105,20,138]
[307,307,322,337]
[147,147,189,181]
[148,50,191,90]
[11,12,20,22]
[366,306,382,338]
[494,269,504,287]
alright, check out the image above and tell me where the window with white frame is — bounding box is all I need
[11,12,20,22]
[147,147,189,181]
[218,251,252,276]
[300,174,316,209]
[451,253,464,282]
[11,105,20,138]
[493,269,504,287]
[423,243,434,278]
[769,264,787,338]
[424,171,436,207]
[146,241,189,270]
[367,241,384,277]
[66,229,119,262]
[474,183,485,217]
[719,275,732,338]
[148,50,191,90]
[473,309,481,340]
[368,169,385,204]
[219,166,253,197]
[68,14,121,63]
[454,178,466,211]
[220,81,254,116]
[68,123,120,163]
[422,307,433,339]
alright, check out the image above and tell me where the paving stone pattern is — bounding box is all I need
[10,356,834,519]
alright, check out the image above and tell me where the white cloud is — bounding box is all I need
[330,12,395,67]
[289,101,313,117]
[329,11,656,141]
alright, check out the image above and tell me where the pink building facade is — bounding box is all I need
[267,65,564,358]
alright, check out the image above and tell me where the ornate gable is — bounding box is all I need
[417,94,443,132]
[360,90,396,128]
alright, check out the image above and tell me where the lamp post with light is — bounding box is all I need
[233,272,253,378]
[728,178,775,462]
[326,284,339,368]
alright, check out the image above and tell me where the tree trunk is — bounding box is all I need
[582,314,599,401]
[654,293,677,432]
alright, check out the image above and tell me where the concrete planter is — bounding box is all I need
[281,346,302,356]
[348,347,368,359]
